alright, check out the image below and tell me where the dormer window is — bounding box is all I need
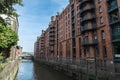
[5,17,11,25]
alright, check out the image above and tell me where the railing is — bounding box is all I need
[80,5,95,14]
[114,53,120,59]
[92,39,98,44]
[112,34,120,42]
[80,14,96,24]
[80,0,92,6]
[108,1,118,12]
[81,25,97,34]
[37,57,119,80]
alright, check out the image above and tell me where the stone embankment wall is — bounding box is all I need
[36,58,117,80]
[0,60,19,80]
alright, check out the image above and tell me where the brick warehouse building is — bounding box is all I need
[34,0,120,80]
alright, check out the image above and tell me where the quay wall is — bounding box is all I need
[0,60,19,80]
[35,58,117,80]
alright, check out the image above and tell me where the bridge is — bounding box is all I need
[19,53,34,60]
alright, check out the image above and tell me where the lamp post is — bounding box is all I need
[94,49,97,80]
[86,58,88,80]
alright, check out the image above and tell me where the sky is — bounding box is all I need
[15,0,69,52]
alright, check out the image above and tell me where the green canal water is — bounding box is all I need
[15,60,73,80]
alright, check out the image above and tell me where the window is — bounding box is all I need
[71,11,74,17]
[84,36,89,44]
[73,48,76,58]
[84,23,88,30]
[114,45,120,58]
[100,17,104,24]
[79,49,82,57]
[93,34,97,40]
[71,4,74,10]
[101,30,105,39]
[99,6,103,13]
[93,34,98,43]
[112,24,120,40]
[5,17,11,24]
[103,46,107,57]
[79,27,81,34]
[84,47,89,56]
[94,46,99,57]
[86,47,89,53]
[68,14,70,18]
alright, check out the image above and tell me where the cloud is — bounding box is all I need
[51,0,69,11]
[16,0,69,52]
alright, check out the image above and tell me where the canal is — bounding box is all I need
[15,60,73,80]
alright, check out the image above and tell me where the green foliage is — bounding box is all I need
[0,54,4,61]
[0,0,23,15]
[0,0,23,24]
[0,24,18,49]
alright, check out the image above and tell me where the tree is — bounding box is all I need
[0,24,18,57]
[0,0,23,24]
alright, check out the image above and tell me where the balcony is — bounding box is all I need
[107,0,118,12]
[49,37,55,41]
[82,39,98,46]
[91,39,98,45]
[50,27,55,29]
[108,6,118,13]
[80,15,96,25]
[80,5,95,15]
[49,39,54,42]
[110,18,120,25]
[81,25,97,34]
[49,27,55,33]
[49,30,54,32]
[41,45,44,48]
[41,42,44,44]
[80,0,93,7]
[71,11,74,18]
[49,32,54,35]
[82,40,89,46]
[71,20,75,25]
[112,34,120,43]
[71,4,74,11]
[72,34,76,38]
[49,42,54,46]
[41,36,44,38]
[114,53,120,60]
[41,39,44,42]
[49,33,55,37]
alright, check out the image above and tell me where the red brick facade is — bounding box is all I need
[34,0,120,79]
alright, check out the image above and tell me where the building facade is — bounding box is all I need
[34,0,120,80]
[58,4,72,59]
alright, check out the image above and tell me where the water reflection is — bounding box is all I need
[16,60,34,80]
[16,60,72,80]
[34,63,72,80]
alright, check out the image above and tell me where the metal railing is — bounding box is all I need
[37,57,120,80]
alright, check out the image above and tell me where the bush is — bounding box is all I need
[0,54,4,61]
[0,24,18,49]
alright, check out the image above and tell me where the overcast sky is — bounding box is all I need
[15,0,69,52]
